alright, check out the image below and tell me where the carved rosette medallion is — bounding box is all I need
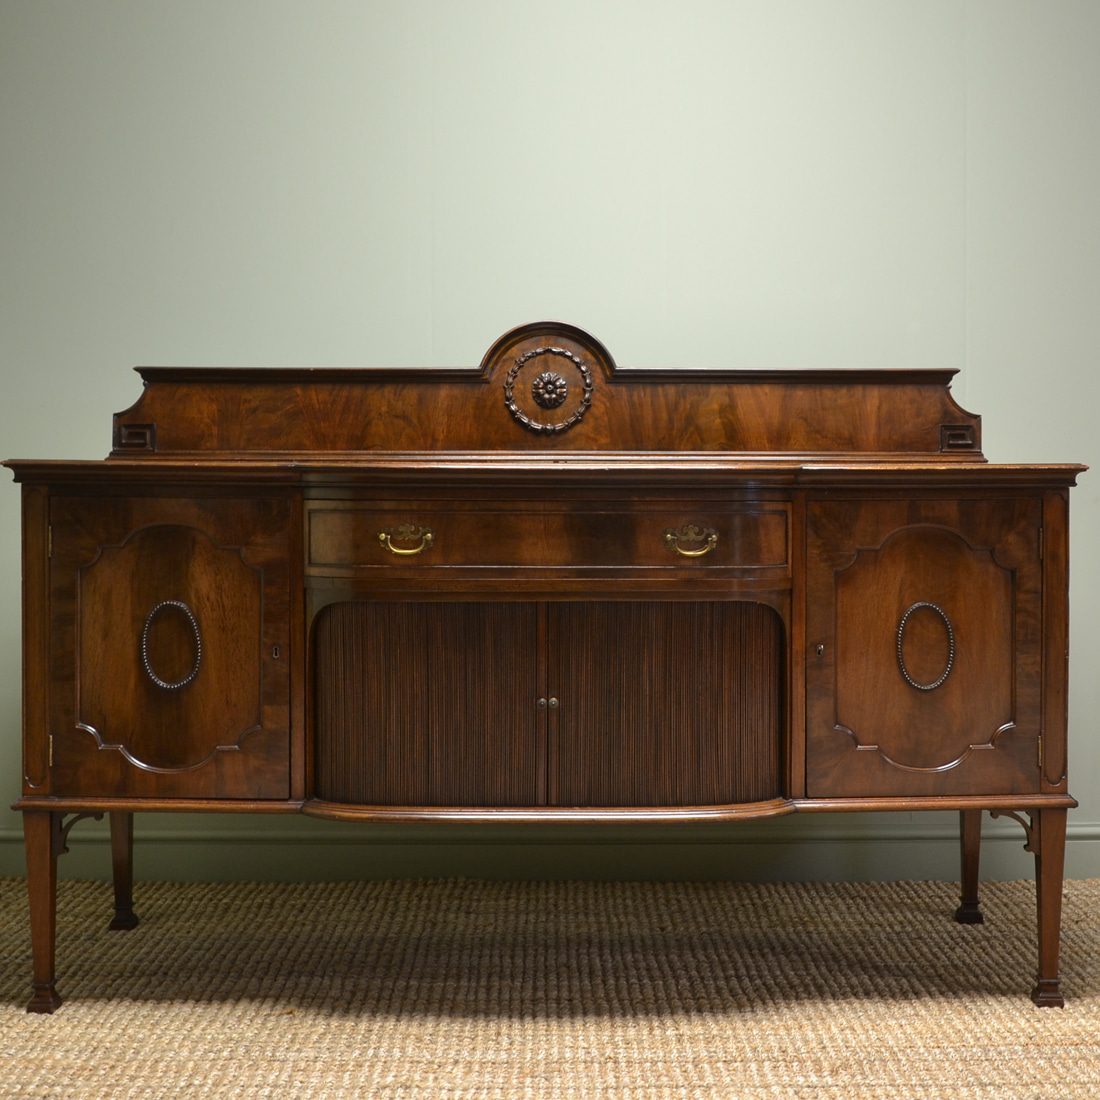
[504,346,594,433]
[531,370,569,409]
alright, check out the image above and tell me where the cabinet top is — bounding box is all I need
[1,321,1088,485]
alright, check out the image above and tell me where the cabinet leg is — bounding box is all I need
[107,812,139,931]
[954,810,984,924]
[1031,807,1068,1007]
[24,811,63,1014]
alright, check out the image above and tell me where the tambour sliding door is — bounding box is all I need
[549,602,783,806]
[313,601,543,805]
[312,599,784,808]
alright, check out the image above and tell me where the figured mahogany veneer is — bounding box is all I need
[112,322,979,460]
[46,496,291,800]
[306,500,791,575]
[5,320,1085,1013]
[806,498,1043,799]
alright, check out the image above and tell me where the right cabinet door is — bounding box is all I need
[806,498,1042,798]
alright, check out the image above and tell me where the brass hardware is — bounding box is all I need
[548,697,559,709]
[141,599,203,690]
[660,523,721,558]
[663,524,719,558]
[272,645,280,660]
[815,644,825,657]
[378,524,434,556]
[896,601,955,691]
[537,697,548,709]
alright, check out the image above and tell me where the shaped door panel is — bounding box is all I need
[49,496,291,798]
[806,499,1042,797]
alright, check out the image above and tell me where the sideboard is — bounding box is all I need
[7,321,1085,1012]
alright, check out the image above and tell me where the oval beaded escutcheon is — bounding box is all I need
[895,601,955,692]
[140,599,203,691]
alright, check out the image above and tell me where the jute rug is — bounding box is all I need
[2,877,1099,1099]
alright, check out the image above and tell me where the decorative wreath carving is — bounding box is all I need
[504,346,594,433]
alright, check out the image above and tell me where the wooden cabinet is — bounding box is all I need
[806,498,1044,799]
[5,319,1084,1012]
[46,496,291,800]
[311,599,784,808]
[306,500,791,577]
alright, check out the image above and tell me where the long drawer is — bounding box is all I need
[306,500,790,575]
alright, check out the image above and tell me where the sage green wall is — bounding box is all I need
[1,1,1096,882]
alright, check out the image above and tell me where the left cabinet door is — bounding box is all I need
[48,496,292,799]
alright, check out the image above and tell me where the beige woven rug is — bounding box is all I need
[2,877,1099,1099]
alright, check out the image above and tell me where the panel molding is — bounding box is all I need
[73,522,264,774]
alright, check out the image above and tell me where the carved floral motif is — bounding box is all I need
[531,371,568,409]
[504,346,594,433]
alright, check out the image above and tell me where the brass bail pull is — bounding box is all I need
[378,524,434,556]
[663,525,719,558]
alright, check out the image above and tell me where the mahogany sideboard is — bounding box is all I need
[6,321,1085,1012]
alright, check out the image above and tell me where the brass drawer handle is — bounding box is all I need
[378,524,434,556]
[663,524,719,558]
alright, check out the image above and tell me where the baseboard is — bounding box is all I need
[2,818,1099,883]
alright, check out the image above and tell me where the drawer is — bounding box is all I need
[306,501,790,574]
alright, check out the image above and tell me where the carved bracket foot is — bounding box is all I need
[59,812,104,856]
[1031,979,1065,1008]
[27,983,62,1014]
[990,809,1036,853]
[953,901,985,925]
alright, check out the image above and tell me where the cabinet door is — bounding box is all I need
[49,496,291,799]
[549,601,783,806]
[806,499,1042,798]
[313,601,542,805]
